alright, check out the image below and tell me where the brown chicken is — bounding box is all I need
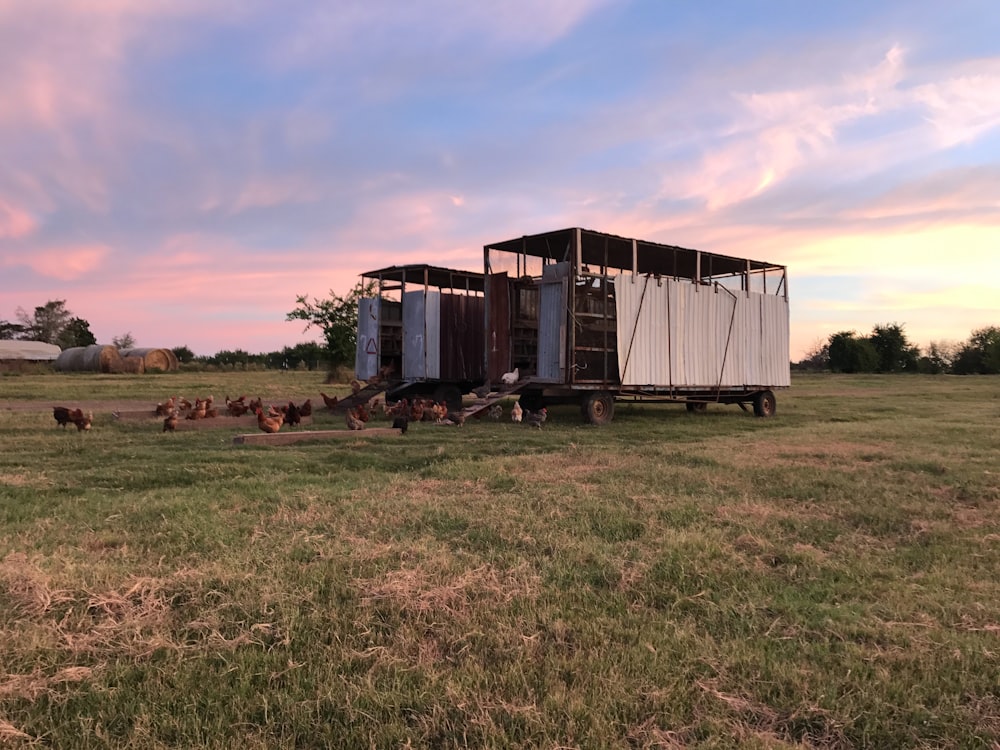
[53,406,74,428]
[226,395,249,416]
[284,401,301,427]
[163,409,179,432]
[409,400,425,423]
[298,398,312,417]
[155,396,176,417]
[320,392,339,411]
[72,410,93,431]
[248,397,263,413]
[345,408,365,431]
[186,398,207,420]
[256,408,283,434]
[430,401,448,422]
[355,403,371,423]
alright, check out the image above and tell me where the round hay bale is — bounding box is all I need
[121,356,145,374]
[119,348,179,372]
[54,345,123,372]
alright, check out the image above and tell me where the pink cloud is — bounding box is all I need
[3,244,110,280]
[0,198,36,238]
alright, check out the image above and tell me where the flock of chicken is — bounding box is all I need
[51,389,547,434]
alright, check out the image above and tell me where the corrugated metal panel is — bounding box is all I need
[355,297,380,380]
[615,274,789,388]
[487,273,511,381]
[425,291,441,380]
[402,290,426,379]
[537,277,567,381]
[439,293,485,381]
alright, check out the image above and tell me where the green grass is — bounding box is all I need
[1,373,999,748]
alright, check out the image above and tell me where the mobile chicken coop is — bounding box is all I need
[353,264,486,410]
[481,227,790,423]
[353,229,789,424]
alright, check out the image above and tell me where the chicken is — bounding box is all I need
[226,395,249,416]
[72,410,93,432]
[525,407,548,429]
[409,400,425,423]
[346,408,365,431]
[248,397,263,413]
[392,415,409,434]
[186,398,207,420]
[178,397,193,410]
[431,401,448,423]
[53,406,74,428]
[472,383,492,399]
[501,367,520,386]
[163,409,179,432]
[488,404,502,421]
[448,411,466,427]
[511,401,523,423]
[298,398,312,417]
[284,401,301,427]
[256,407,283,434]
[154,396,177,417]
[350,379,365,395]
[320,392,339,411]
[204,407,218,419]
[355,403,371,423]
[386,398,408,417]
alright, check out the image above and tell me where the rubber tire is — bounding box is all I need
[752,390,776,418]
[432,384,463,414]
[686,402,708,413]
[582,391,615,425]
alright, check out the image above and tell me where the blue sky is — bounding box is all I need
[1,0,998,357]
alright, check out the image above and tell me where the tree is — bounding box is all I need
[952,326,1000,375]
[172,345,195,364]
[16,300,74,343]
[112,332,136,349]
[828,331,878,373]
[917,341,957,375]
[0,320,25,340]
[286,281,375,369]
[792,338,830,371]
[869,323,919,373]
[57,317,97,348]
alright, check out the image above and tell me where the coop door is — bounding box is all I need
[402,290,441,380]
[355,297,380,380]
[537,263,568,382]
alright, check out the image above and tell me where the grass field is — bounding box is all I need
[1,372,998,748]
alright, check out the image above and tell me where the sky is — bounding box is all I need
[1,1,998,359]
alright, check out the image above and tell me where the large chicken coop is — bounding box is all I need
[482,227,790,423]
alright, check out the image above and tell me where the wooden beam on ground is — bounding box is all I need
[233,427,402,445]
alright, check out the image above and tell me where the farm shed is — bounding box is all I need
[0,340,61,361]
[355,264,485,408]
[119,348,179,372]
[54,345,125,373]
[482,227,789,421]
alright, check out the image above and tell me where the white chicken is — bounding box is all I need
[501,367,520,385]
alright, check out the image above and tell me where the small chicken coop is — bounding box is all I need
[482,227,790,423]
[354,264,486,409]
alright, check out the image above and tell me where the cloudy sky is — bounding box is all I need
[1,1,998,358]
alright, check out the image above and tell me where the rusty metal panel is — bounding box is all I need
[487,273,511,381]
[439,293,485,381]
[355,297,379,380]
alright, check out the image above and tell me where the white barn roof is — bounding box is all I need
[0,340,62,360]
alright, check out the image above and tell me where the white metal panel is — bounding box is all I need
[615,274,790,388]
[402,290,426,379]
[425,290,441,380]
[355,297,380,380]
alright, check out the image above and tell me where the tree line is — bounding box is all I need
[794,323,1000,375]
